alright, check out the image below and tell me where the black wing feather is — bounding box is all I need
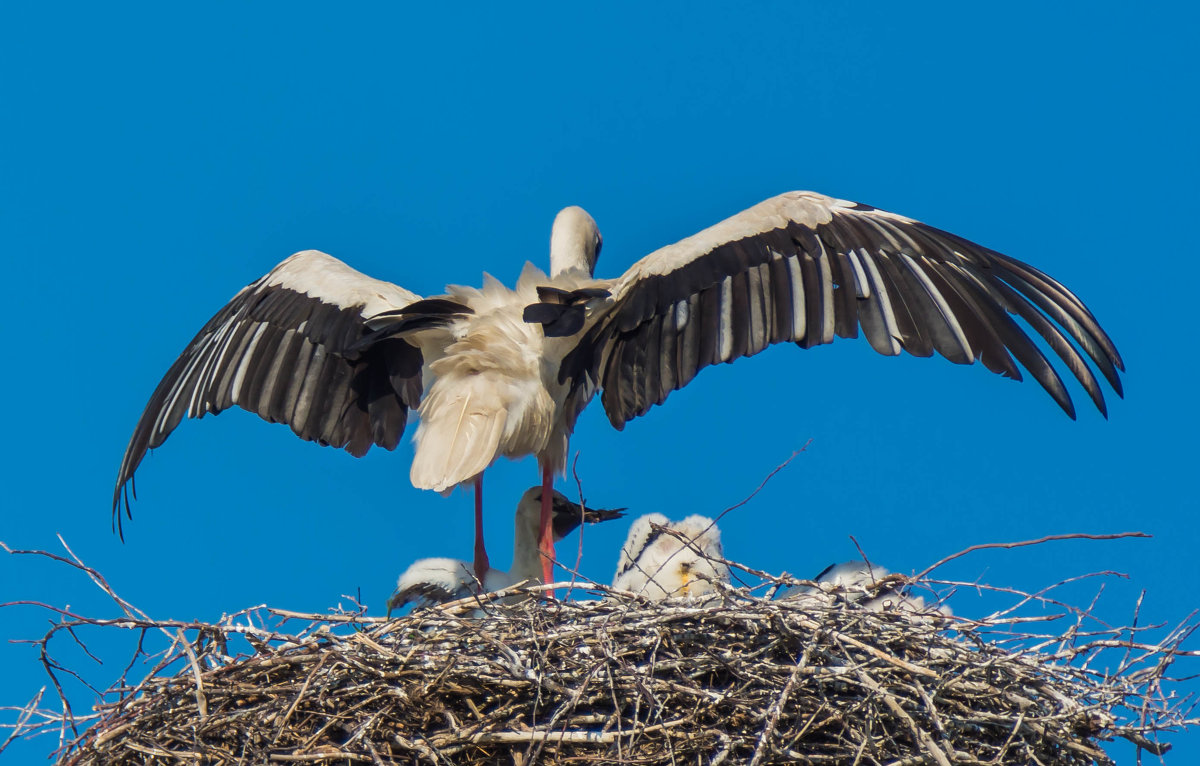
[557,193,1122,428]
[113,256,469,536]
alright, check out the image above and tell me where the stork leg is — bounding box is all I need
[472,474,490,586]
[538,465,556,596]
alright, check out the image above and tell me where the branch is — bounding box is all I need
[912,532,1152,581]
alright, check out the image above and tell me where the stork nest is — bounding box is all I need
[22,575,1194,766]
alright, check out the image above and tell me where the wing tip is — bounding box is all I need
[111,475,136,541]
[1060,396,1078,421]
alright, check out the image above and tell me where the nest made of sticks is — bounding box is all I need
[20,572,1193,766]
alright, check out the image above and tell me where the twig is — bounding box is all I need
[913,532,1151,581]
[714,442,811,525]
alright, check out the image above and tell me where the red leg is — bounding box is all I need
[472,474,490,586]
[539,465,556,596]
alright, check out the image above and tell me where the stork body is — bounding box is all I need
[784,561,949,614]
[387,486,622,612]
[612,513,730,600]
[406,259,604,581]
[114,191,1123,586]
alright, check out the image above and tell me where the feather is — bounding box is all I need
[782,561,950,616]
[613,514,730,601]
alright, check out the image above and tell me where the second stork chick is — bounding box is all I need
[389,487,622,612]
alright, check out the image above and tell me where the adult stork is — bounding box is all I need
[113,190,1123,587]
[387,486,623,613]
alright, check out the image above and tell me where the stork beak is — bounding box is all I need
[581,506,626,524]
[549,493,625,539]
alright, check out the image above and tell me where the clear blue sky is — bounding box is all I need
[2,3,1197,761]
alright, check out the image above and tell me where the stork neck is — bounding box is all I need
[549,245,594,279]
[509,503,545,584]
[549,206,599,278]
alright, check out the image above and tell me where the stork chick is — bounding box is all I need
[783,561,950,615]
[612,514,730,600]
[388,487,622,613]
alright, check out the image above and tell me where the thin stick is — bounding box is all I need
[714,441,812,525]
[913,532,1151,581]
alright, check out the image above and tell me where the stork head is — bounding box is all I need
[612,514,731,600]
[515,486,624,543]
[549,206,602,277]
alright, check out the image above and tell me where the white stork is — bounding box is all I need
[783,561,949,614]
[113,191,1124,587]
[612,513,730,600]
[387,486,623,613]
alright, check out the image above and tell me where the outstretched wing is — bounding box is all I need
[559,191,1123,427]
[113,250,469,533]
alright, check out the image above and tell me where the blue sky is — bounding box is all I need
[2,3,1197,761]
